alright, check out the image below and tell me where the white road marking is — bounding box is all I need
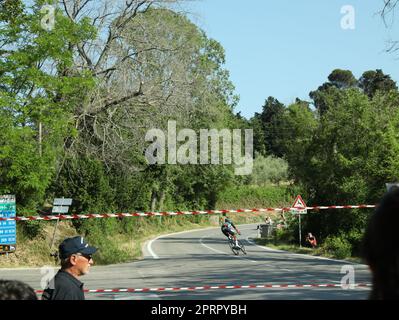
[200,236,257,263]
[199,236,226,255]
[147,236,160,259]
[145,223,261,260]
[146,226,220,260]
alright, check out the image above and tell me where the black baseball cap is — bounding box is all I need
[59,236,97,259]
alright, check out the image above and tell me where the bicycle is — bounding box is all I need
[227,235,246,255]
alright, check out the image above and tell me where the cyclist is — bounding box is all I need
[221,217,241,248]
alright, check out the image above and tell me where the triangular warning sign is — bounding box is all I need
[292,195,306,209]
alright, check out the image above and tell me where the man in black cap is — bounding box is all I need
[42,236,97,300]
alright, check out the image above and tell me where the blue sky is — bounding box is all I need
[182,0,399,119]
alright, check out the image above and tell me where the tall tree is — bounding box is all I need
[53,7,239,212]
[359,69,397,98]
[310,69,357,115]
[257,97,285,157]
[250,113,267,156]
[327,69,357,89]
[0,0,95,208]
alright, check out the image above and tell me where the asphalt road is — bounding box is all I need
[0,223,372,300]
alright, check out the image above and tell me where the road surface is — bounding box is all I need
[0,223,372,300]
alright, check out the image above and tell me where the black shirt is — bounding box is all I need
[42,270,85,300]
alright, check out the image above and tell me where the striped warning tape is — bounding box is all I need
[0,205,377,222]
[35,282,372,294]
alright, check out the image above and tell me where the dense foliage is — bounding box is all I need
[250,68,399,257]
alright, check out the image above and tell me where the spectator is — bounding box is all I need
[0,280,38,300]
[306,232,317,248]
[363,188,399,299]
[42,236,97,300]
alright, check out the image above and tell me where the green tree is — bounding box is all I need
[359,69,397,98]
[250,114,267,156]
[253,97,285,157]
[0,0,95,208]
[278,100,317,189]
[327,69,357,89]
[310,69,357,115]
[291,88,399,239]
[51,7,239,213]
[250,154,288,186]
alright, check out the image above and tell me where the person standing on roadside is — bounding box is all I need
[42,236,97,300]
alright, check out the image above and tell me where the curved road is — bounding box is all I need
[0,224,371,300]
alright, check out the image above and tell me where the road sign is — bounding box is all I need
[51,197,72,214]
[290,195,307,248]
[0,195,16,253]
[290,195,307,215]
[52,206,69,214]
[53,198,73,206]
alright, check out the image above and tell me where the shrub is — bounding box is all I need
[321,235,352,259]
[274,227,295,243]
[345,229,364,256]
[22,221,43,239]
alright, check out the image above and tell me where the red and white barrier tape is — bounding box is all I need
[35,282,372,294]
[0,205,376,222]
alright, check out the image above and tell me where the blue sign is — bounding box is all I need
[0,195,16,253]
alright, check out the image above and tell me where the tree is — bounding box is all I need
[286,87,399,238]
[327,69,357,89]
[250,114,267,156]
[52,6,239,212]
[359,69,397,98]
[250,154,288,186]
[310,69,357,115]
[255,97,285,157]
[278,100,318,187]
[0,0,96,208]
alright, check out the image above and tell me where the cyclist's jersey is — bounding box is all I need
[221,218,236,232]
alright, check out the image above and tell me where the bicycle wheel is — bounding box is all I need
[238,240,247,255]
[228,239,239,255]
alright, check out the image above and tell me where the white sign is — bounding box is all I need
[53,198,73,206]
[52,206,69,214]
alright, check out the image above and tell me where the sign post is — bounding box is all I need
[50,198,73,253]
[299,214,302,248]
[0,195,16,254]
[290,195,307,248]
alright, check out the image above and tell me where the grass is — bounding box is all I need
[253,238,363,264]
